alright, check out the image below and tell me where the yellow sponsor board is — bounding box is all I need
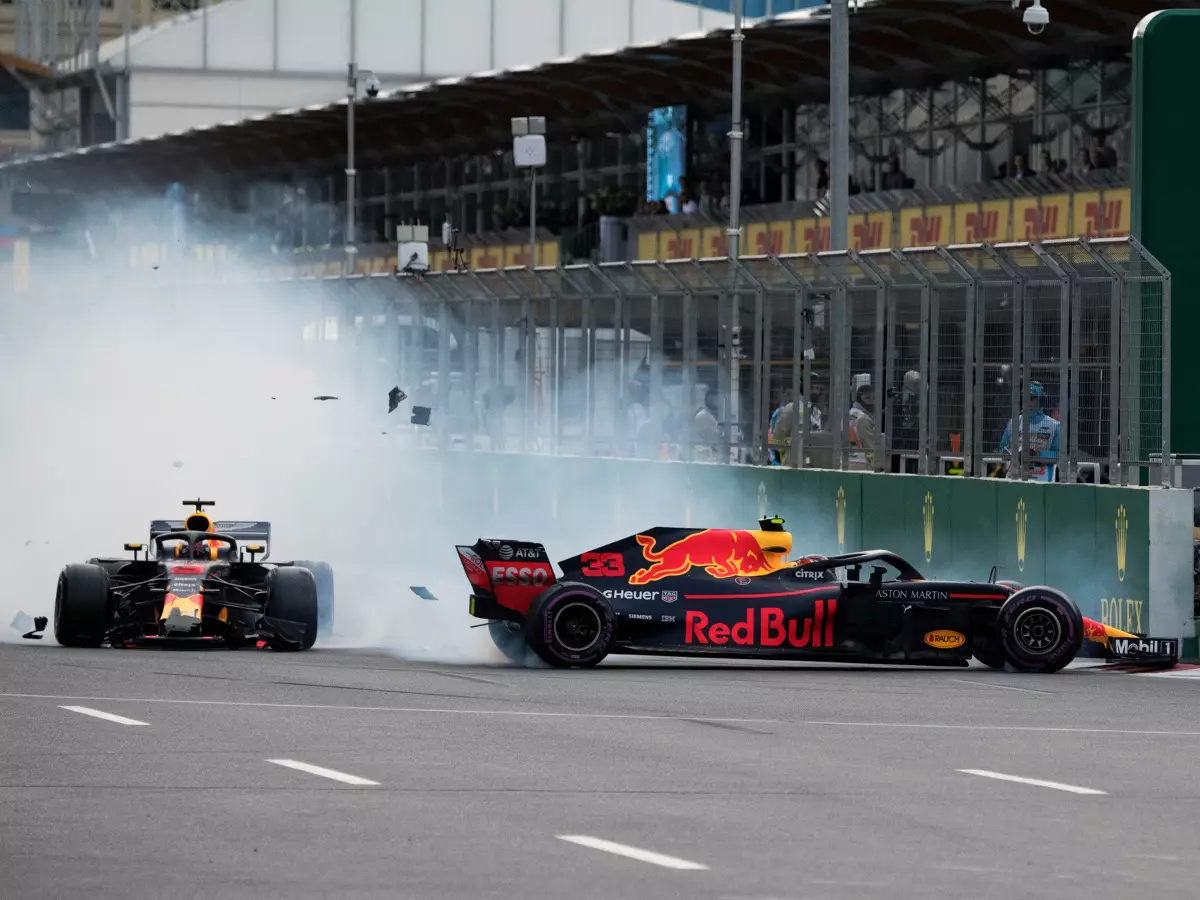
[633,187,1133,262]
[121,240,557,280]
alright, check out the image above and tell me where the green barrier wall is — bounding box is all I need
[390,449,1192,641]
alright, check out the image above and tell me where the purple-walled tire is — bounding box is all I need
[997,586,1083,673]
[523,581,615,668]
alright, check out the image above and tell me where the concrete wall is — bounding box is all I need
[374,448,1195,642]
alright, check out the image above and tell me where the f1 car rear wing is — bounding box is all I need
[149,520,272,558]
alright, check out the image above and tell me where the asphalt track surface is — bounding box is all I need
[3,643,1200,900]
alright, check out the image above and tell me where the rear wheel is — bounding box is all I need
[523,582,614,668]
[266,567,319,651]
[293,560,334,641]
[54,564,111,648]
[487,619,528,664]
[997,586,1083,673]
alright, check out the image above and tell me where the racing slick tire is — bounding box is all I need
[488,619,529,664]
[293,560,334,641]
[996,586,1083,673]
[54,563,111,648]
[972,634,1008,669]
[523,581,615,668]
[266,567,320,651]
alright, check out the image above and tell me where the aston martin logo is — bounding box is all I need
[1116,505,1127,583]
[836,486,846,552]
[923,491,934,563]
[1016,498,1027,572]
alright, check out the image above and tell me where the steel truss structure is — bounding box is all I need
[201,236,1166,486]
[240,56,1135,256]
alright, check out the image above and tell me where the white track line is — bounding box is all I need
[60,705,148,726]
[8,694,1200,738]
[957,769,1106,795]
[953,679,1051,695]
[557,835,708,870]
[266,759,379,786]
[0,693,773,724]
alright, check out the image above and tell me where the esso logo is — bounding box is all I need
[490,565,550,587]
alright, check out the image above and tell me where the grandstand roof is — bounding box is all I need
[0,0,1179,191]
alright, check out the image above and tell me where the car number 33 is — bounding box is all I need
[489,565,551,587]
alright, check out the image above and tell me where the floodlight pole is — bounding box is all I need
[345,61,358,276]
[512,116,547,271]
[829,0,850,251]
[727,0,744,260]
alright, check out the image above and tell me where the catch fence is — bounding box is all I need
[24,235,1165,484]
[269,236,1168,484]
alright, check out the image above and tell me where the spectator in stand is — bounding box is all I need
[1093,135,1118,168]
[717,181,731,218]
[883,155,907,190]
[1038,149,1057,175]
[698,183,714,216]
[1089,147,1108,171]
[1012,154,1033,179]
[679,189,698,215]
[693,389,722,462]
[848,383,877,471]
[1072,148,1093,176]
[816,160,830,195]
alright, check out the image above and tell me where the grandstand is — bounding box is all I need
[0,0,1176,482]
[0,0,1172,270]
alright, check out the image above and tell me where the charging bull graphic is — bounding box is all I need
[629,529,775,585]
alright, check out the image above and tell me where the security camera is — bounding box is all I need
[1022,0,1048,34]
[364,74,380,99]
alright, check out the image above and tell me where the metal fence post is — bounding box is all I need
[770,255,814,469]
[937,246,979,477]
[1031,242,1073,482]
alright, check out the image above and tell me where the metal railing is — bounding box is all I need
[219,235,1163,484]
[15,234,1165,484]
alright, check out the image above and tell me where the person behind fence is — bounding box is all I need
[998,381,1060,482]
[849,382,877,470]
[693,388,722,461]
[768,390,822,466]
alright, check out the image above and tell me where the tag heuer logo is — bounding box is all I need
[662,591,678,603]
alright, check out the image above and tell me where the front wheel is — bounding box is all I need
[293,560,334,641]
[997,586,1083,673]
[55,564,111,648]
[266,567,319,651]
[972,633,1007,669]
[523,582,615,668]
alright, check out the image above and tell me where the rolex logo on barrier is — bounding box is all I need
[923,491,934,564]
[1016,498,1027,573]
[836,486,846,552]
[1115,505,1128,583]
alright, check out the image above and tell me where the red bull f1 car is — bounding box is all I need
[457,517,1179,671]
[36,500,335,651]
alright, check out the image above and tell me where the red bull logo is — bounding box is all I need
[629,530,774,585]
[685,601,836,648]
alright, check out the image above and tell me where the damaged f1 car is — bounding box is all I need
[43,500,334,651]
[458,516,1179,672]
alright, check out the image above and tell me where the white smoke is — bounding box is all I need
[0,205,835,666]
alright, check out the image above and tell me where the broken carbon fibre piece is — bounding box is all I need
[11,611,48,640]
